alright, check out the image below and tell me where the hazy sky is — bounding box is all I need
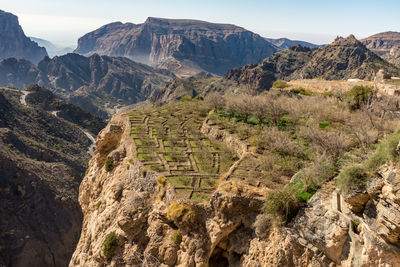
[2,0,399,47]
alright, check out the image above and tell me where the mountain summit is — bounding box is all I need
[74,17,278,77]
[226,35,400,91]
[0,10,48,64]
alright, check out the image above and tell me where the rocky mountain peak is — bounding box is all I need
[74,17,277,77]
[0,10,48,64]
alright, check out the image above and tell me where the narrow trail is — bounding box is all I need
[50,109,96,156]
[0,87,30,106]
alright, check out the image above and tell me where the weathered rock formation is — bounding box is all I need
[0,10,47,64]
[74,17,278,77]
[69,110,400,266]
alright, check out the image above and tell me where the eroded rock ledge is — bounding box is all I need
[70,113,400,267]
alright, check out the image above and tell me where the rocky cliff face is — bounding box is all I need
[74,17,278,77]
[226,35,400,91]
[69,110,400,266]
[0,10,48,64]
[0,86,105,267]
[0,54,173,118]
[362,31,400,68]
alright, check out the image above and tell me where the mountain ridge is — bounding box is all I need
[74,17,278,77]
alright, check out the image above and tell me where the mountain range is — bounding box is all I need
[362,31,400,68]
[0,10,47,64]
[225,35,400,91]
[29,37,74,58]
[74,17,278,77]
[264,37,321,49]
[0,54,174,118]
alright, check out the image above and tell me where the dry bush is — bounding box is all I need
[205,91,226,111]
[258,127,304,157]
[300,153,335,185]
[346,111,379,149]
[300,126,352,159]
[264,95,286,125]
[226,94,254,122]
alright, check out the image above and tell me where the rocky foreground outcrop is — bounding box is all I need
[0,10,47,64]
[70,112,400,266]
[74,17,278,77]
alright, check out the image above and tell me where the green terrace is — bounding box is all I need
[128,101,235,202]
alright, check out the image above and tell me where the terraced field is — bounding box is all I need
[128,102,236,201]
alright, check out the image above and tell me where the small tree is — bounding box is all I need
[345,85,376,110]
[205,92,226,112]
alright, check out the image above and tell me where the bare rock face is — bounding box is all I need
[0,10,47,64]
[74,17,278,77]
[362,31,400,68]
[70,113,400,267]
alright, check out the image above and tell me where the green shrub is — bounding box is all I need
[264,186,300,223]
[364,129,400,171]
[103,232,118,258]
[157,176,167,187]
[193,95,204,101]
[335,164,369,193]
[171,230,182,244]
[166,201,195,224]
[105,157,113,172]
[141,169,147,177]
[96,201,102,209]
[290,87,313,96]
[345,85,375,110]
[273,79,290,89]
[180,95,192,102]
[319,120,332,129]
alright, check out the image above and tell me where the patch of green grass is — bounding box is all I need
[319,120,332,129]
[200,178,217,188]
[273,79,290,89]
[105,157,113,172]
[168,176,191,187]
[171,230,182,244]
[103,232,118,258]
[191,192,211,202]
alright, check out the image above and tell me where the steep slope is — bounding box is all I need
[74,17,278,77]
[69,97,400,266]
[0,86,104,267]
[362,31,400,68]
[0,54,173,118]
[0,10,48,64]
[226,35,400,91]
[264,37,321,49]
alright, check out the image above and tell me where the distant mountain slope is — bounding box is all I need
[0,86,104,267]
[226,35,400,91]
[264,37,320,49]
[0,54,173,117]
[362,31,400,68]
[74,17,278,77]
[0,10,47,63]
[29,37,74,57]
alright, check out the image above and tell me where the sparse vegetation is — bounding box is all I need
[345,85,375,110]
[272,79,290,89]
[166,201,195,224]
[171,230,182,244]
[105,157,113,172]
[264,186,300,223]
[103,232,118,258]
